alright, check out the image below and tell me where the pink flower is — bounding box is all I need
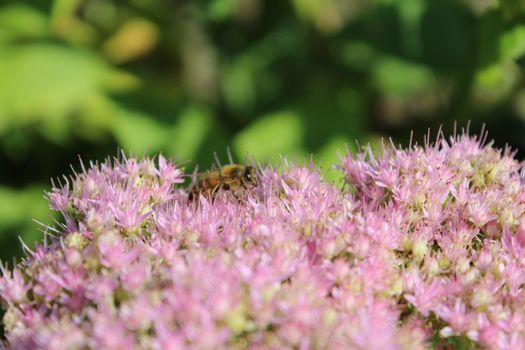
[436,299,474,334]
[347,300,400,350]
[0,266,30,304]
[3,132,525,349]
[47,180,70,211]
[404,278,445,317]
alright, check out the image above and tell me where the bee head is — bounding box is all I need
[243,166,258,186]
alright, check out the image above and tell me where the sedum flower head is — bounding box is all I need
[1,135,525,349]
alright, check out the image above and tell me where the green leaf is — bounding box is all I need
[398,0,425,56]
[372,56,435,97]
[0,185,50,253]
[290,0,323,21]
[430,334,478,350]
[340,41,376,70]
[315,135,355,183]
[233,110,304,162]
[476,63,504,87]
[0,4,49,40]
[51,0,83,19]
[208,0,238,21]
[471,61,519,108]
[0,44,133,137]
[500,0,525,21]
[113,109,169,153]
[0,186,48,226]
[221,58,257,114]
[500,24,525,61]
[168,105,214,160]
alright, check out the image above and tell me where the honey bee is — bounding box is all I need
[188,164,258,200]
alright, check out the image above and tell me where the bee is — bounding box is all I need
[188,164,258,201]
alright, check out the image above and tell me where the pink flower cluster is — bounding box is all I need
[1,133,525,349]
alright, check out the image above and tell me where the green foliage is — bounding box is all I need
[431,334,479,350]
[233,110,304,161]
[500,25,525,61]
[1,0,525,273]
[372,56,436,96]
[0,186,49,260]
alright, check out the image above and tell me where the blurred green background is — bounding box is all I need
[1,0,525,261]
